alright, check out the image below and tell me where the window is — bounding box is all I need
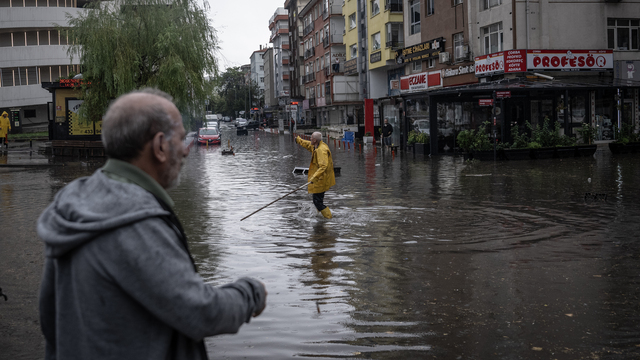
[453,0,463,5]
[482,22,503,54]
[453,32,465,60]
[480,0,501,11]
[427,58,436,68]
[350,44,358,58]
[386,22,404,48]
[260,77,264,83]
[410,0,420,35]
[608,19,639,51]
[412,61,422,73]
[426,0,434,16]
[259,65,264,71]
[372,32,381,51]
[349,13,356,29]
[371,0,380,16]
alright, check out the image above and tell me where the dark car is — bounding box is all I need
[197,128,221,145]
[245,119,260,130]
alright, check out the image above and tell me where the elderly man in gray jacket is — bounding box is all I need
[37,88,267,360]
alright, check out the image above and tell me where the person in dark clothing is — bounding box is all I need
[382,117,393,148]
[37,88,267,360]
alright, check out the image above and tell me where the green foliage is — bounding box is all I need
[613,123,640,144]
[526,118,575,148]
[211,67,261,119]
[456,122,492,152]
[407,130,418,145]
[407,130,429,145]
[528,141,542,149]
[576,123,596,145]
[66,0,218,124]
[510,125,530,149]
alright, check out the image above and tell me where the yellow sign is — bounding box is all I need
[68,100,94,135]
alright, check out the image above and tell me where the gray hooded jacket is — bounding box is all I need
[37,162,265,360]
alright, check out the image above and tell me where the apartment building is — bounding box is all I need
[250,47,267,97]
[269,7,291,110]
[285,0,311,104]
[0,0,85,132]
[395,0,640,155]
[300,0,359,127]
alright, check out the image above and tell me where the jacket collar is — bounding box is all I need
[101,158,175,209]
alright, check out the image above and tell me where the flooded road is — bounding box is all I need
[1,123,639,359]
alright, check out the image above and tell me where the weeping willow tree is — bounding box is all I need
[66,0,218,125]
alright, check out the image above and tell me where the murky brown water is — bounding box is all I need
[1,124,639,359]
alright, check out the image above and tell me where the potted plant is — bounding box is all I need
[608,124,640,154]
[457,122,494,160]
[407,130,418,153]
[575,122,597,157]
[363,131,373,144]
[503,125,532,160]
[412,131,430,155]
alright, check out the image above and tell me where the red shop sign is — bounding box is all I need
[479,99,494,106]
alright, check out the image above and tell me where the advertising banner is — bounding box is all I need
[527,50,613,71]
[400,71,442,93]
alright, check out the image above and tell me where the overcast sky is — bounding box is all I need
[208,0,286,71]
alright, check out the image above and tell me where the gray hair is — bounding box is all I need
[311,132,322,141]
[102,88,175,161]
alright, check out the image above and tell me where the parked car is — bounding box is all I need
[197,127,221,145]
[223,116,232,122]
[205,121,218,130]
[245,119,260,130]
[235,118,248,127]
[413,119,430,135]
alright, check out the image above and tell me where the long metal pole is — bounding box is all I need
[240,182,311,221]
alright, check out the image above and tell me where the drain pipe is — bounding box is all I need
[525,0,529,49]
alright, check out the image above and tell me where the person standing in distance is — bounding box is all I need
[295,132,336,219]
[0,111,11,148]
[381,117,393,149]
[37,88,267,360]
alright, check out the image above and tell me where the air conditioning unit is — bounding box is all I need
[439,52,450,64]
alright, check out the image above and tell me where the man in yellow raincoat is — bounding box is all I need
[295,132,336,219]
[0,111,11,148]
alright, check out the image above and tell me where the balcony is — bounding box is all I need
[304,47,315,60]
[303,22,315,37]
[385,40,404,50]
[303,72,316,83]
[385,0,403,12]
[323,34,344,48]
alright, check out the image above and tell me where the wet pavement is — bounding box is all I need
[1,123,639,359]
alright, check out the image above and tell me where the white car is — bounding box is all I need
[205,121,218,130]
[413,119,430,135]
[235,118,248,127]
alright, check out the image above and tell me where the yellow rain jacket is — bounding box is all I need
[0,111,11,138]
[296,136,336,194]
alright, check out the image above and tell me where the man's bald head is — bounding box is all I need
[102,88,179,161]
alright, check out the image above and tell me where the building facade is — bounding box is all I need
[250,47,267,97]
[269,7,291,110]
[0,0,85,132]
[300,0,359,127]
[285,0,311,104]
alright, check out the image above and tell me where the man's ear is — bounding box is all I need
[152,132,168,163]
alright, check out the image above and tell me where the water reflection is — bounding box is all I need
[1,127,639,359]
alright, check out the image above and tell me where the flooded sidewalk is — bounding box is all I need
[1,126,639,359]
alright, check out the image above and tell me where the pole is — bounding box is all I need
[240,182,311,221]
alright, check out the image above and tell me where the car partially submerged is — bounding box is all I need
[197,127,221,145]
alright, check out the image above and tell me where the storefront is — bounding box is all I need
[401,49,640,155]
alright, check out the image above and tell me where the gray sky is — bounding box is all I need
[208,0,286,70]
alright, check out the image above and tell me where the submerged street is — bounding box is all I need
[1,123,640,359]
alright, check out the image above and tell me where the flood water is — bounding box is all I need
[1,123,639,359]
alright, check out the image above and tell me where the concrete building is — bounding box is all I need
[262,48,277,109]
[398,0,640,155]
[300,0,358,127]
[285,0,311,104]
[269,7,291,109]
[250,47,267,97]
[0,0,86,133]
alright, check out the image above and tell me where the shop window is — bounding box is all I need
[410,0,420,35]
[607,18,639,51]
[482,22,503,55]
